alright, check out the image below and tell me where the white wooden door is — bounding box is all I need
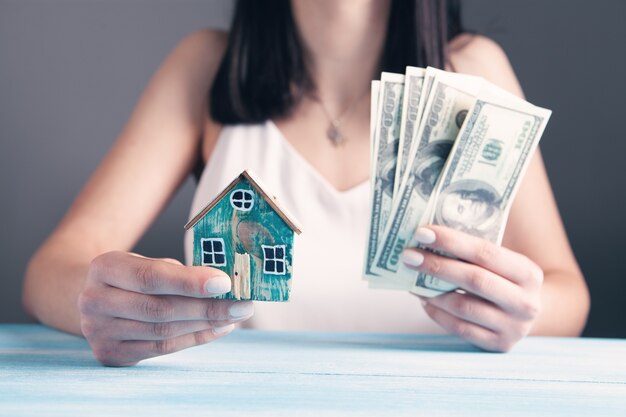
[233,252,251,300]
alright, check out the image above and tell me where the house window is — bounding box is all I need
[262,245,286,275]
[201,238,226,266]
[230,190,254,212]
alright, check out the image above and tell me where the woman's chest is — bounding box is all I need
[273,109,371,193]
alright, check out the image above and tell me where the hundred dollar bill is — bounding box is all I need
[371,71,484,287]
[396,66,439,187]
[363,72,404,280]
[364,80,381,282]
[393,67,426,197]
[410,90,552,297]
[416,67,438,118]
[363,80,406,290]
[367,79,410,290]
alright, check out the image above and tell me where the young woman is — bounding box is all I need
[23,0,590,366]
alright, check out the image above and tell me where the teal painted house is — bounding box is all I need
[184,171,302,302]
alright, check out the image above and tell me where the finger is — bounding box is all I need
[87,286,254,322]
[105,318,225,341]
[402,248,530,315]
[423,303,512,352]
[99,328,233,366]
[208,319,244,328]
[412,225,543,287]
[426,292,510,333]
[129,253,183,266]
[91,251,231,297]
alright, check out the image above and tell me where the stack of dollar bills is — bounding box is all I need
[363,67,552,297]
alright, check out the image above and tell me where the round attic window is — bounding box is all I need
[230,190,254,212]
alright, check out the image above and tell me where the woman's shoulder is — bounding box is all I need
[448,33,509,72]
[448,33,524,96]
[178,29,228,54]
[146,29,228,108]
[166,30,228,152]
[169,29,228,78]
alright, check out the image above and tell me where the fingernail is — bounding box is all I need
[205,274,231,295]
[414,227,436,245]
[229,301,254,319]
[401,250,424,267]
[213,324,235,335]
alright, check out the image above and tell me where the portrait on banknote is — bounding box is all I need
[434,179,501,241]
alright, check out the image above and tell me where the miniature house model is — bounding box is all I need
[184,171,302,302]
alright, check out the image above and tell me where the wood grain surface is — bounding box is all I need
[0,325,624,416]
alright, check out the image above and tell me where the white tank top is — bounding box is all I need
[185,120,442,333]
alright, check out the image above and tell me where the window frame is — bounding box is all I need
[230,189,255,212]
[200,238,227,267]
[261,244,287,275]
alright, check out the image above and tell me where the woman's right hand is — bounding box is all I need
[77,251,252,367]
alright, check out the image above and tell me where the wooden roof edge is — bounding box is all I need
[184,170,303,235]
[241,170,302,235]
[183,173,243,231]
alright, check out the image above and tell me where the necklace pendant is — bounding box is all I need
[327,122,345,147]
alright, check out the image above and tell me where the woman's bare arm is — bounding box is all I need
[455,35,589,335]
[23,30,228,335]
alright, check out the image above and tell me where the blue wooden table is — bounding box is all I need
[0,325,625,416]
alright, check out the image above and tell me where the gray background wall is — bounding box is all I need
[1,0,625,337]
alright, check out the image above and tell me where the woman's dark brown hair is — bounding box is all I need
[210,0,464,124]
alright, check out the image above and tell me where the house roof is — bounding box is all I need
[184,170,302,234]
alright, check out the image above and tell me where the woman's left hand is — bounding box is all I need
[401,225,544,352]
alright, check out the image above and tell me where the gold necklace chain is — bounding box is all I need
[311,88,369,147]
